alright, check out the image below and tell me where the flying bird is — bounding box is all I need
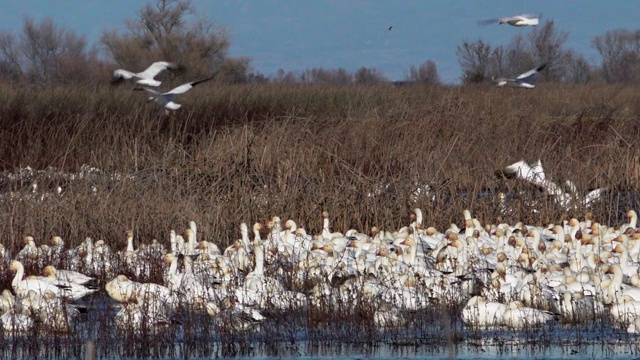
[386,26,393,32]
[134,77,214,115]
[112,61,178,87]
[492,63,546,89]
[478,13,541,27]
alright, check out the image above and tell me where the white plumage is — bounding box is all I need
[112,61,177,87]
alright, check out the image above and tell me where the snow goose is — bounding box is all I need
[224,223,251,257]
[112,61,177,87]
[612,244,640,277]
[379,285,432,311]
[479,13,541,27]
[21,290,80,333]
[628,315,640,334]
[321,211,344,239]
[0,289,15,315]
[105,274,137,303]
[43,265,95,286]
[16,235,40,263]
[39,266,98,300]
[461,295,507,328]
[610,296,640,325]
[114,295,172,334]
[135,76,214,114]
[601,264,640,304]
[238,239,285,308]
[1,305,34,334]
[120,230,138,264]
[374,302,407,329]
[106,274,178,314]
[502,300,554,329]
[10,260,86,300]
[48,235,65,265]
[620,210,638,232]
[195,240,221,256]
[410,208,424,230]
[162,253,183,292]
[206,300,265,333]
[560,291,604,324]
[493,64,546,89]
[179,255,223,307]
[83,238,113,277]
[503,159,547,188]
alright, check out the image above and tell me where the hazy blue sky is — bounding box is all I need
[2,1,639,83]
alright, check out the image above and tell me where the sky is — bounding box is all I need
[1,1,639,83]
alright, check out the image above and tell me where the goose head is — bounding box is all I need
[22,235,35,246]
[42,265,57,277]
[49,236,63,246]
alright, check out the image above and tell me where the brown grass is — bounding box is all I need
[0,81,639,254]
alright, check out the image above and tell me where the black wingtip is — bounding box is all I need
[537,63,548,72]
[110,76,125,86]
[191,76,215,87]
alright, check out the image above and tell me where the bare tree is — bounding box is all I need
[101,0,230,80]
[298,67,353,85]
[456,40,492,83]
[0,16,99,83]
[458,21,585,84]
[274,68,297,84]
[562,52,597,84]
[526,20,571,82]
[486,35,535,79]
[353,67,387,85]
[405,60,440,85]
[216,57,251,84]
[592,29,640,83]
[0,32,24,79]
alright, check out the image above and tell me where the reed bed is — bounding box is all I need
[0,82,638,251]
[1,82,640,358]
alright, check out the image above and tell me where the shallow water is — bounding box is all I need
[4,315,640,360]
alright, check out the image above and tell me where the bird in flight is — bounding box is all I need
[492,64,547,89]
[134,77,214,115]
[478,13,541,27]
[112,61,178,87]
[386,25,393,32]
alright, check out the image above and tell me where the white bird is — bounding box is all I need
[1,310,35,334]
[502,159,603,210]
[112,61,178,87]
[135,77,214,114]
[43,265,95,286]
[479,13,541,27]
[10,260,95,301]
[493,64,546,89]
[114,296,171,334]
[461,295,507,328]
[504,159,547,188]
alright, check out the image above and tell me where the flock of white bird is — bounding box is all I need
[3,202,640,336]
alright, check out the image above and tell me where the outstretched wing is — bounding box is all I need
[138,61,178,79]
[478,18,499,26]
[133,86,161,96]
[516,63,547,80]
[165,76,214,96]
[519,13,542,20]
[112,69,136,80]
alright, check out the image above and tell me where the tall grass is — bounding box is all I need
[0,82,638,255]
